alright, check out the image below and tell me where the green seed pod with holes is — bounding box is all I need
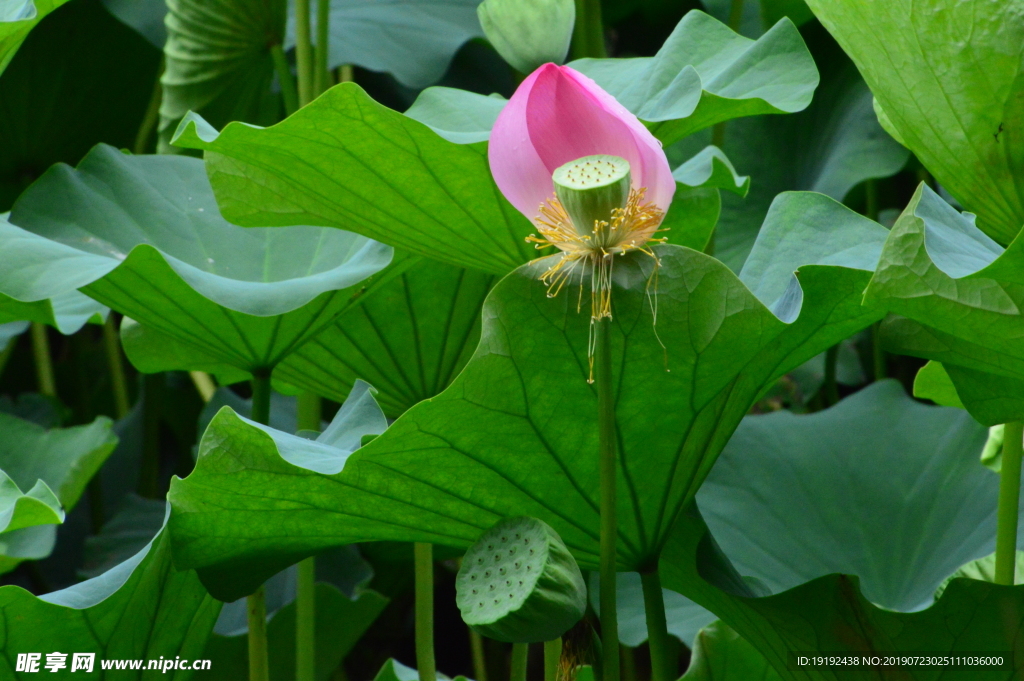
[456,516,586,643]
[552,154,632,246]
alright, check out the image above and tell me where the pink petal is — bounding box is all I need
[488,66,556,220]
[488,64,675,222]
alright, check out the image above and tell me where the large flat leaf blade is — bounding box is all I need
[709,29,909,271]
[572,11,818,146]
[805,0,1024,244]
[173,87,535,275]
[276,257,496,417]
[0,514,221,677]
[866,183,1024,380]
[1,144,392,373]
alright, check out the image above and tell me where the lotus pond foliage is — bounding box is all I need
[0,0,1022,680]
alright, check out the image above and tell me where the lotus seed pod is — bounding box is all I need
[477,0,575,74]
[553,155,632,247]
[456,516,586,643]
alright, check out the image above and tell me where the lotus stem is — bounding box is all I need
[30,322,56,397]
[102,315,131,419]
[295,0,314,107]
[296,392,321,681]
[250,371,272,426]
[640,569,671,681]
[544,638,561,681]
[510,643,529,681]
[248,584,270,681]
[996,421,1024,585]
[470,627,487,681]
[595,318,619,681]
[414,542,436,681]
[572,0,607,59]
[297,557,316,681]
[314,0,331,96]
[270,44,299,116]
[248,371,273,681]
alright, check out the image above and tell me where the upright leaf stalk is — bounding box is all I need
[414,542,436,681]
[248,370,273,681]
[296,392,321,681]
[996,421,1024,585]
[595,318,619,681]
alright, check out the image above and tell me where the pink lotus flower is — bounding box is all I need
[488,63,675,320]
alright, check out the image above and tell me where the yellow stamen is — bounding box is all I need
[525,187,667,382]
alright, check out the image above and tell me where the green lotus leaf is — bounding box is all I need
[658,381,1024,680]
[866,183,1024,381]
[0,0,160,210]
[0,509,220,676]
[0,410,117,536]
[599,379,1002,649]
[571,11,818,146]
[168,194,885,600]
[707,32,910,271]
[160,0,286,151]
[926,363,1024,427]
[698,381,1003,613]
[0,280,106,334]
[681,621,781,680]
[276,257,496,417]
[0,0,68,76]
[403,87,507,144]
[663,511,1024,680]
[0,144,392,376]
[286,0,484,89]
[912,361,964,410]
[172,94,534,275]
[672,146,749,196]
[0,472,61,534]
[805,0,1024,244]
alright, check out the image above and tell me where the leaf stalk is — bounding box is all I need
[414,542,436,681]
[596,318,619,681]
[640,569,671,681]
[996,421,1024,585]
